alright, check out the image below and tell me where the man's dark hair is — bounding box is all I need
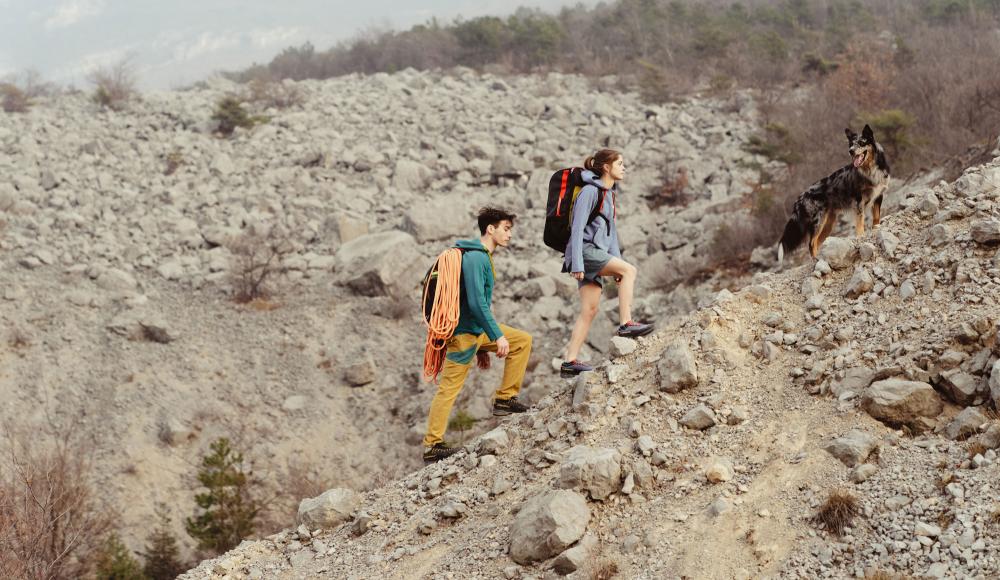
[477,206,516,235]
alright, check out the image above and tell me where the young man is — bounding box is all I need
[422,207,533,463]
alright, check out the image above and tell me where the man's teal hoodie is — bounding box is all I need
[453,239,503,342]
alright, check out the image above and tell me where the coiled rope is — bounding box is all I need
[422,248,463,382]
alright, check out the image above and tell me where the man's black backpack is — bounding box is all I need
[542,167,609,254]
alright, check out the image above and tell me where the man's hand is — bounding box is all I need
[495,336,510,358]
[571,271,584,280]
[476,351,491,370]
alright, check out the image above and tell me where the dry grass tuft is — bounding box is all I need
[813,489,859,536]
[583,557,620,580]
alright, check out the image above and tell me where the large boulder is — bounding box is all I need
[937,369,988,407]
[391,159,434,191]
[509,490,590,564]
[400,195,476,242]
[657,343,698,393]
[557,446,622,501]
[818,237,857,270]
[831,367,876,398]
[945,407,989,441]
[862,379,944,425]
[335,231,422,296]
[970,219,1000,245]
[824,430,877,467]
[991,360,1000,410]
[297,488,360,530]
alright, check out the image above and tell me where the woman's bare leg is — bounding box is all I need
[564,283,602,362]
[597,258,638,325]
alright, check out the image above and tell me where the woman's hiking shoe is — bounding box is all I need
[423,443,460,464]
[493,396,529,416]
[560,360,594,377]
[616,320,654,338]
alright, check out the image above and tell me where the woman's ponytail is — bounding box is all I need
[583,149,621,177]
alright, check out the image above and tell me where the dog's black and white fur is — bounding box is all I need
[778,124,891,263]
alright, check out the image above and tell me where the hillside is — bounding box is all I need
[0,68,791,558]
[178,152,1000,578]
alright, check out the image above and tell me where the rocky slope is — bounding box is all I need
[179,157,1000,579]
[0,68,781,552]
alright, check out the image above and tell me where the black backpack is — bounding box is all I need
[421,247,486,324]
[542,167,609,253]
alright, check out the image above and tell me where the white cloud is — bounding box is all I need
[171,31,243,62]
[45,0,105,30]
[250,26,306,49]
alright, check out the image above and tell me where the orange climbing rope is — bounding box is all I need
[422,248,463,382]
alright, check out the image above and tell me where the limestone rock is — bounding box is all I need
[970,219,1000,244]
[824,430,877,467]
[335,231,422,296]
[657,343,698,393]
[557,446,622,501]
[609,336,637,359]
[945,407,988,441]
[297,488,360,530]
[937,369,988,407]
[509,490,590,565]
[862,379,944,425]
[844,267,874,299]
[552,533,598,574]
[818,237,857,270]
[680,404,717,430]
[478,427,510,454]
[705,457,734,483]
[344,356,377,386]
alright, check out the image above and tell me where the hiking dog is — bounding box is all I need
[777,124,890,263]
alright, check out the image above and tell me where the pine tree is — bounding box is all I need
[94,533,147,580]
[184,438,261,554]
[142,506,186,580]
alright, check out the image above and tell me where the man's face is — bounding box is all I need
[490,220,514,247]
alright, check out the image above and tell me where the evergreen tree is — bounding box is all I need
[142,506,186,580]
[94,533,147,580]
[185,438,261,554]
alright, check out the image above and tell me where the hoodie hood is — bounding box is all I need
[454,239,488,252]
[581,170,617,191]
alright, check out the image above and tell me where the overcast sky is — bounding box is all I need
[0,0,594,90]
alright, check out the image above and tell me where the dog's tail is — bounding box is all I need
[777,213,807,265]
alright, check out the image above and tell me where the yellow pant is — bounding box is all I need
[423,324,532,448]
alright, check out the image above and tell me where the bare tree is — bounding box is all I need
[0,426,115,579]
[226,224,295,303]
[89,58,138,111]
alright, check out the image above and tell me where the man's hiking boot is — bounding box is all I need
[493,396,529,416]
[560,360,594,377]
[423,443,460,464]
[616,320,654,338]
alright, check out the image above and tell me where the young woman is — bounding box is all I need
[561,149,653,375]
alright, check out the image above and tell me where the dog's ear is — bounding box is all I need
[845,128,857,142]
[862,124,874,141]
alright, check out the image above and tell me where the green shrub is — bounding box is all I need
[142,507,186,580]
[856,109,916,157]
[801,53,840,76]
[743,123,801,165]
[94,534,146,580]
[749,31,789,63]
[448,409,477,443]
[212,97,255,137]
[185,438,261,554]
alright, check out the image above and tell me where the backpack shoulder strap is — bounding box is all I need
[586,187,608,226]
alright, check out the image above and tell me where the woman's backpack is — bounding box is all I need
[542,167,608,253]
